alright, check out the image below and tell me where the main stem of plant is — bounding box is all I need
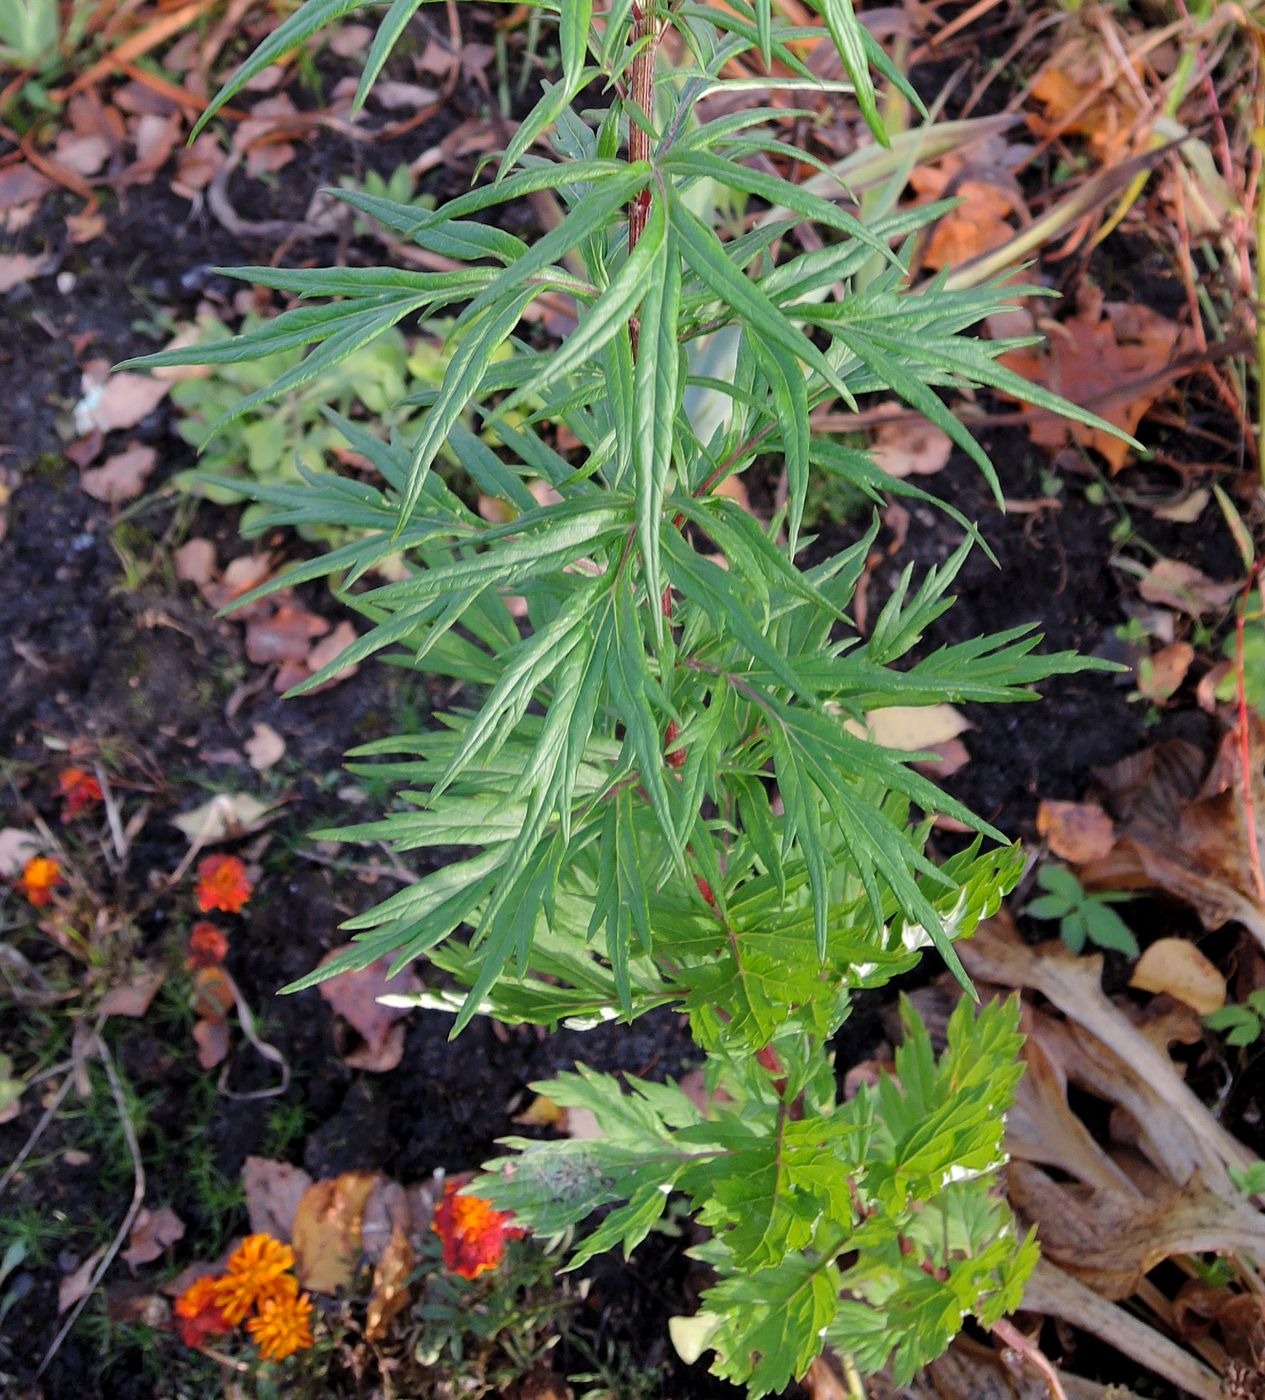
[627,0,657,257]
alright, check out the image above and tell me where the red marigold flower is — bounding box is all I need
[187,921,229,970]
[246,1287,314,1362]
[59,767,103,820]
[195,854,253,914]
[173,1275,230,1348]
[17,856,62,907]
[432,1180,525,1280]
[211,1234,296,1324]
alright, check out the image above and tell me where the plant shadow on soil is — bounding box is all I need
[0,47,1247,1400]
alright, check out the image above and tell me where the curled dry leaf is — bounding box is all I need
[1008,1161,1265,1301]
[316,946,419,1073]
[1080,722,1265,953]
[124,1205,186,1271]
[1136,640,1195,704]
[365,1224,413,1342]
[242,1156,313,1242]
[173,791,275,844]
[1129,937,1225,1016]
[59,1244,108,1314]
[292,1171,383,1294]
[868,407,953,479]
[1036,800,1115,864]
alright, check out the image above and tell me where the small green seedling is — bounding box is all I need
[1026,864,1139,957]
[1204,989,1265,1047]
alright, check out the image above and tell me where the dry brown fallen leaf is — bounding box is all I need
[245,603,329,666]
[73,369,169,435]
[59,1245,108,1314]
[868,407,953,479]
[173,537,217,585]
[365,1223,413,1342]
[98,963,167,1019]
[1129,937,1225,1015]
[1137,559,1239,618]
[123,1205,186,1271]
[0,252,53,292]
[80,444,157,503]
[1009,1161,1265,1301]
[999,299,1194,473]
[245,722,286,771]
[1080,721,1265,953]
[1136,640,1195,704]
[316,946,420,1073]
[242,1155,313,1241]
[1036,799,1115,864]
[173,791,275,844]
[292,1171,382,1294]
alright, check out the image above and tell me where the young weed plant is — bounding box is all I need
[126,1,1131,1391]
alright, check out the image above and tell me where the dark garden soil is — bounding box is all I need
[0,9,1252,1399]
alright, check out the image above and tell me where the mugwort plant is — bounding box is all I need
[127,0,1129,1389]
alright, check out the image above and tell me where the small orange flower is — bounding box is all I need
[211,1234,296,1324]
[17,856,62,907]
[195,854,252,914]
[58,767,103,820]
[432,1180,525,1280]
[187,921,229,970]
[173,1275,230,1348]
[247,1287,314,1362]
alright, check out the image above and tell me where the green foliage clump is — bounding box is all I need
[1025,864,1139,957]
[124,0,1133,1390]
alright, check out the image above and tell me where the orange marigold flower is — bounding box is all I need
[173,1275,230,1348]
[59,767,103,820]
[432,1180,525,1280]
[211,1234,297,1324]
[247,1287,314,1363]
[187,921,229,970]
[17,856,62,907]
[195,854,252,914]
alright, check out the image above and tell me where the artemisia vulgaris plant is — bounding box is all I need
[126,2,1131,1390]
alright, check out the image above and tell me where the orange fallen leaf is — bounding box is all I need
[365,1223,413,1341]
[292,1171,382,1294]
[999,301,1194,472]
[1037,800,1116,864]
[1137,640,1195,703]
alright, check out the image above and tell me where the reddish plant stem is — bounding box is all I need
[1234,565,1265,904]
[627,0,657,257]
